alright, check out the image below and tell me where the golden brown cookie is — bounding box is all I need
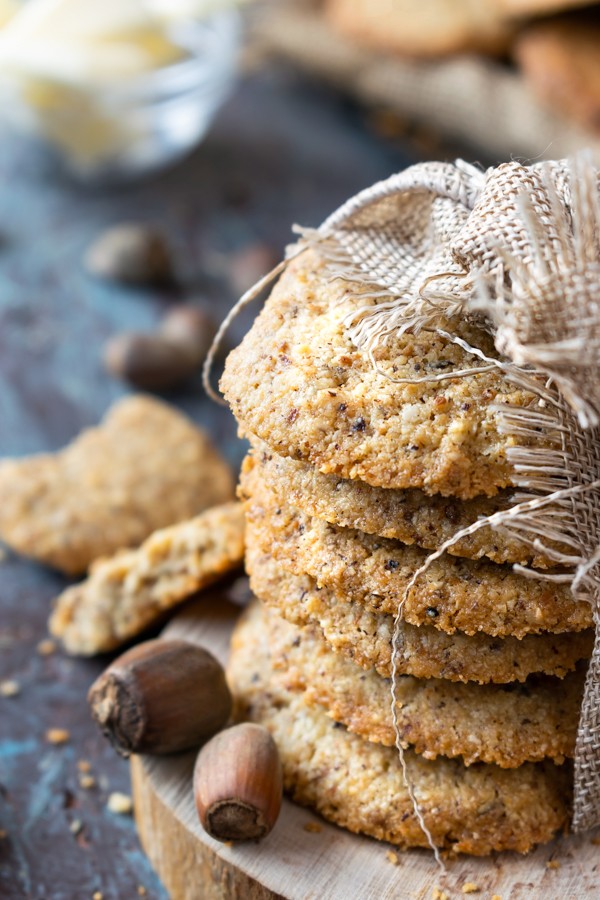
[247,542,593,684]
[0,396,235,574]
[325,0,512,58]
[248,440,558,569]
[50,502,245,655]
[221,250,539,500]
[241,459,591,638]
[516,15,600,135]
[263,602,582,767]
[228,602,571,856]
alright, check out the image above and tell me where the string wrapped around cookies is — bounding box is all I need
[293,153,600,835]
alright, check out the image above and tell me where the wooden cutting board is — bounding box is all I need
[131,591,599,899]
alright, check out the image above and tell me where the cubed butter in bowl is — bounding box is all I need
[0,0,242,181]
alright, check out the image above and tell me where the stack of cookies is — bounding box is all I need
[222,249,593,856]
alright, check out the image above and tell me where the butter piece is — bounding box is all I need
[0,0,240,171]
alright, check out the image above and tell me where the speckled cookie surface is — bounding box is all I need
[263,602,582,767]
[228,603,571,856]
[246,542,593,683]
[248,440,559,569]
[241,459,591,638]
[50,502,245,655]
[221,249,540,500]
[0,396,235,575]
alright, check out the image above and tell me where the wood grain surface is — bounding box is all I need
[133,592,600,900]
[0,65,419,900]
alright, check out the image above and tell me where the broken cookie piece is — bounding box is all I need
[50,501,244,654]
[0,396,235,574]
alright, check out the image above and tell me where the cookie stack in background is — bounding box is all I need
[222,248,593,856]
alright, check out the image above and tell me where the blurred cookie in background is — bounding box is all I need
[516,12,600,134]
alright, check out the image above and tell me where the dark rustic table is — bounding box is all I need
[0,63,427,899]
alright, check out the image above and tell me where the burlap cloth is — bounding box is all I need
[250,1,600,162]
[290,155,600,835]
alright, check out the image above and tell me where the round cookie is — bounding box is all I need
[247,441,559,569]
[263,602,583,767]
[241,459,592,638]
[246,542,593,684]
[221,249,540,499]
[228,603,571,856]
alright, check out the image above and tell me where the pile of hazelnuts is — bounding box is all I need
[88,637,282,843]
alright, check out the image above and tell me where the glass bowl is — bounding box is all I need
[0,10,241,182]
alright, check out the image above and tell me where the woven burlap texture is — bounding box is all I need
[297,156,600,833]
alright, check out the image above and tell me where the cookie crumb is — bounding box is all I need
[303,822,322,833]
[591,836,600,846]
[92,892,103,900]
[0,829,7,839]
[491,895,502,900]
[77,759,92,773]
[46,728,70,744]
[385,850,399,865]
[79,774,96,790]
[0,679,20,697]
[107,792,132,815]
[70,819,83,835]
[546,860,561,869]
[137,887,147,896]
[37,639,57,656]
[462,885,480,895]
[432,889,448,900]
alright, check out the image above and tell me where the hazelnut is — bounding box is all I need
[88,639,232,757]
[103,332,199,390]
[85,224,173,285]
[194,723,282,842]
[159,305,216,362]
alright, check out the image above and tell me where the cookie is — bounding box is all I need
[263,602,582,767]
[50,502,244,655]
[249,439,559,569]
[228,603,571,856]
[516,15,600,135]
[221,250,539,499]
[247,543,593,683]
[0,396,235,574]
[325,0,512,58]
[241,459,591,638]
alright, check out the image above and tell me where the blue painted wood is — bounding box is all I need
[0,66,419,900]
